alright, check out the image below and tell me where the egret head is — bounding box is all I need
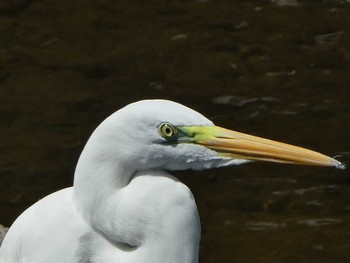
[89,99,344,173]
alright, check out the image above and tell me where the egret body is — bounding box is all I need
[0,100,344,263]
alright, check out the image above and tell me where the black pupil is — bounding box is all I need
[165,127,172,135]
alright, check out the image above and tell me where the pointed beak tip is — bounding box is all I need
[331,159,346,170]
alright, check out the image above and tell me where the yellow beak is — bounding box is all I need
[180,126,344,169]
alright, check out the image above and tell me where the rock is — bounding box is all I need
[0,225,9,246]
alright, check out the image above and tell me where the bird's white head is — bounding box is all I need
[82,99,344,177]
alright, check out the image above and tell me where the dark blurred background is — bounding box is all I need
[0,0,350,262]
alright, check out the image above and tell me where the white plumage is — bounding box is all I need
[0,99,343,263]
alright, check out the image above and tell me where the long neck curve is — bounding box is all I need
[73,117,137,232]
[72,112,200,262]
[73,143,132,220]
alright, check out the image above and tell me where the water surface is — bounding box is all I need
[0,0,350,262]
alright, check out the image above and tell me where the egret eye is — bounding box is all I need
[159,123,178,140]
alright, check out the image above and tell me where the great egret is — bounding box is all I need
[0,99,344,263]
